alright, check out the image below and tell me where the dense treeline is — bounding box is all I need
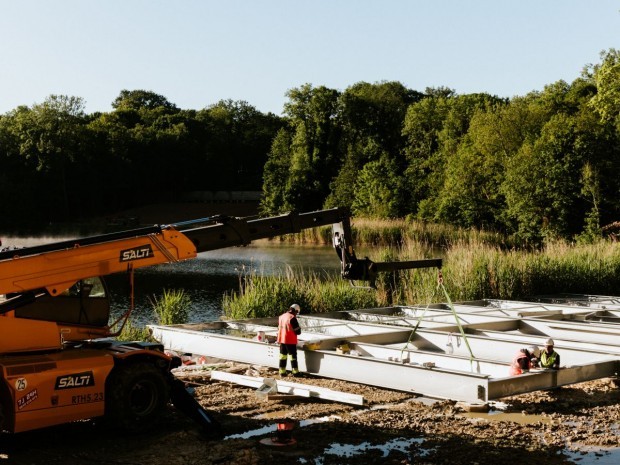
[263,49,620,245]
[1,50,619,244]
[0,91,283,230]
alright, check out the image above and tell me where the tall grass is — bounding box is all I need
[223,266,307,319]
[223,267,379,319]
[437,239,620,301]
[354,218,513,249]
[117,319,151,342]
[117,288,191,341]
[223,235,620,319]
[273,217,515,249]
[150,288,191,325]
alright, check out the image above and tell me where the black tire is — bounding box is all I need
[105,362,170,433]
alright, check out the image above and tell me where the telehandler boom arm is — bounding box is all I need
[0,208,353,297]
[0,207,442,299]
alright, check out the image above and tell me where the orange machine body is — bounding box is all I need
[0,208,424,434]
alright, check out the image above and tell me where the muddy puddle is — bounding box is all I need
[301,437,424,464]
[565,446,620,464]
[225,415,340,440]
[299,440,620,465]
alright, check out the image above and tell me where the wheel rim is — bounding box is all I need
[129,379,159,416]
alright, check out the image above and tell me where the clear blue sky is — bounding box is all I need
[0,1,618,116]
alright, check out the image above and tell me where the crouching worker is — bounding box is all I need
[539,338,560,369]
[277,303,302,377]
[509,346,538,376]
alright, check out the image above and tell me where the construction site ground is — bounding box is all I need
[3,363,620,465]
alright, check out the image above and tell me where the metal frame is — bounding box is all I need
[148,294,620,403]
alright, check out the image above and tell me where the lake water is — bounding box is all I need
[2,236,342,326]
[108,244,343,325]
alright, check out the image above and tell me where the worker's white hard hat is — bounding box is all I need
[545,338,554,346]
[290,303,301,313]
[528,346,540,358]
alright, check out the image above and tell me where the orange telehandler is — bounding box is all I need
[0,207,441,436]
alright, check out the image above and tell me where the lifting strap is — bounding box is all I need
[108,265,135,336]
[400,270,476,369]
[437,271,476,368]
[399,279,439,360]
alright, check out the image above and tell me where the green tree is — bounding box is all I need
[0,108,39,225]
[339,81,422,157]
[351,154,402,218]
[112,89,179,112]
[432,95,542,229]
[401,95,450,215]
[328,81,420,212]
[199,100,284,190]
[273,84,341,211]
[2,96,88,221]
[85,111,134,212]
[434,139,496,227]
[260,129,293,214]
[324,147,362,210]
[579,162,602,242]
[502,114,584,242]
[588,49,620,131]
[404,91,505,220]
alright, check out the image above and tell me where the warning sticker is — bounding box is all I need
[17,389,38,410]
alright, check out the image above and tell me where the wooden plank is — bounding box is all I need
[211,371,365,405]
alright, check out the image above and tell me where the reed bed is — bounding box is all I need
[223,267,379,320]
[433,239,620,301]
[120,216,620,323]
[223,235,620,319]
[150,288,191,325]
[354,218,513,249]
[118,288,191,341]
[273,217,515,249]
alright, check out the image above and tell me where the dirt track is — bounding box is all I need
[3,363,620,464]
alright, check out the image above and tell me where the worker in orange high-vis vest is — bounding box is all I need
[509,346,538,376]
[277,303,302,377]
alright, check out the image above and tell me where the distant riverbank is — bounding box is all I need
[0,201,261,237]
[103,201,260,227]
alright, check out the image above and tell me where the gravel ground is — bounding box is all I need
[3,363,620,465]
